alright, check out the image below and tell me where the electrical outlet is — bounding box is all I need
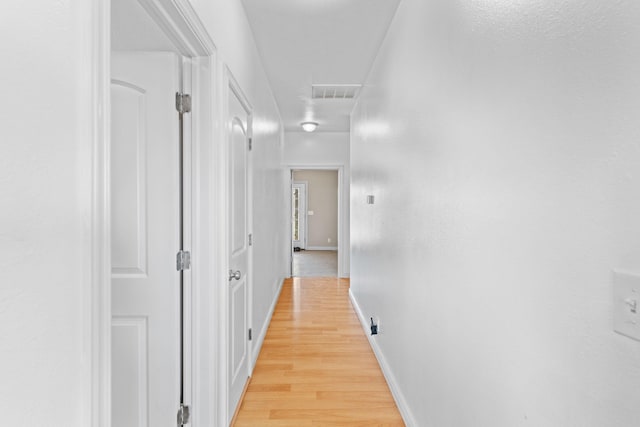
[370,317,379,335]
[327,238,332,243]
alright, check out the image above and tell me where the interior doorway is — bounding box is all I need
[290,169,339,277]
[110,2,190,424]
[108,0,215,425]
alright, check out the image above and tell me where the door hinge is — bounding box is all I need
[177,404,190,425]
[176,250,191,271]
[248,137,253,151]
[248,233,253,246]
[248,328,252,341]
[175,92,192,114]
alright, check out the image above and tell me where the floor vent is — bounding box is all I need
[312,84,361,99]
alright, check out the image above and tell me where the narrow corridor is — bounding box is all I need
[233,277,404,426]
[9,1,640,425]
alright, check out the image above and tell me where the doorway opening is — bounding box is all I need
[290,169,339,277]
[107,0,215,425]
[110,2,191,424]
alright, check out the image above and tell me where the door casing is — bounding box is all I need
[91,0,217,425]
[292,181,308,250]
[286,166,346,278]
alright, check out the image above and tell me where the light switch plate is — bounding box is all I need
[613,271,640,342]
[307,210,314,216]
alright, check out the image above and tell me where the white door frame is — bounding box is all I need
[91,1,217,425]
[217,66,255,425]
[291,180,308,249]
[287,166,346,278]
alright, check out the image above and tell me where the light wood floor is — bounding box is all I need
[233,277,405,426]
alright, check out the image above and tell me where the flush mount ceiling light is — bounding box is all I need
[301,121,319,132]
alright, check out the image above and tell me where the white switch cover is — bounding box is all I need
[613,271,640,342]
[308,210,314,216]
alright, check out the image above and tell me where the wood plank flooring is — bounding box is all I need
[233,277,405,426]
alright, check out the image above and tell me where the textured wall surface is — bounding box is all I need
[350,0,640,425]
[0,1,95,425]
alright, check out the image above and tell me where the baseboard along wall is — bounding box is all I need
[304,246,338,251]
[348,289,418,427]
[252,277,285,367]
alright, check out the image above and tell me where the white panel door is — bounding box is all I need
[111,51,180,427]
[227,86,251,421]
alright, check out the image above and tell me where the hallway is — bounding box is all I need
[233,277,403,426]
[7,0,640,425]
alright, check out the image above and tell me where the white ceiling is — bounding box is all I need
[241,0,401,132]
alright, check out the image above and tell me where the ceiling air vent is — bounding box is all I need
[312,84,362,100]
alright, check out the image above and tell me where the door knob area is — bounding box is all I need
[229,270,241,281]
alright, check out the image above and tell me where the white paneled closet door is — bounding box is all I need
[227,84,252,422]
[111,51,181,427]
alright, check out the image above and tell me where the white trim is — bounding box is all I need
[349,289,419,427]
[291,181,308,249]
[286,165,348,278]
[288,170,294,276]
[180,55,194,416]
[90,0,111,425]
[305,246,339,251]
[251,278,285,367]
[247,104,255,378]
[189,53,218,427]
[227,68,254,114]
[138,0,215,56]
[213,57,229,427]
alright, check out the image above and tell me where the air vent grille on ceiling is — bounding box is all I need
[312,84,362,99]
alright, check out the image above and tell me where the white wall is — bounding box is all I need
[284,131,350,275]
[351,0,640,426]
[0,1,96,425]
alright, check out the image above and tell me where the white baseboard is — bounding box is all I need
[348,289,418,427]
[304,246,338,251]
[252,277,285,367]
